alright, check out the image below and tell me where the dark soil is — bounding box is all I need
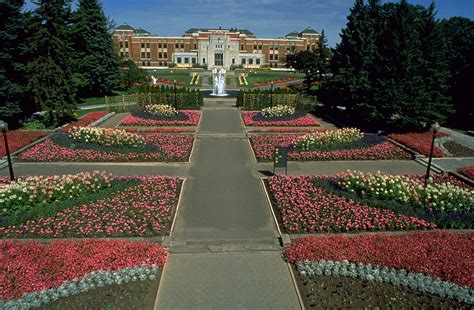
[295,271,471,309]
[444,141,474,157]
[251,110,307,122]
[131,109,190,121]
[40,272,161,310]
[292,133,387,152]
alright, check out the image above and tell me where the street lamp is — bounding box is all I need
[424,122,441,187]
[0,121,15,181]
[173,80,177,110]
[270,81,274,108]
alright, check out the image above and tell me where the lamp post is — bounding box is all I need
[0,121,14,181]
[270,81,274,108]
[122,66,130,88]
[424,122,440,187]
[173,80,177,110]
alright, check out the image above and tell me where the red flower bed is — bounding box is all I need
[0,131,49,157]
[120,111,201,126]
[388,132,449,157]
[123,127,195,133]
[242,112,320,127]
[1,239,167,300]
[268,176,435,233]
[249,127,326,134]
[458,166,474,180]
[157,78,185,86]
[254,77,296,87]
[285,231,474,288]
[60,111,109,133]
[250,135,411,161]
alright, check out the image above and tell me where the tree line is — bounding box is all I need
[289,0,473,131]
[0,0,124,127]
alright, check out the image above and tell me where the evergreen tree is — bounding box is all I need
[27,0,77,126]
[0,0,27,125]
[71,0,119,97]
[316,29,331,81]
[441,17,474,128]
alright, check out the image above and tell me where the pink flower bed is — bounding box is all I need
[60,111,109,133]
[242,111,320,127]
[0,176,181,238]
[18,134,194,162]
[1,239,167,300]
[123,127,195,133]
[388,132,449,157]
[249,128,326,134]
[250,135,411,161]
[120,110,201,126]
[267,175,435,233]
[285,231,473,288]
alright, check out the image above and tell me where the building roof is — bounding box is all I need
[238,29,254,35]
[184,27,253,35]
[286,31,300,37]
[135,28,151,34]
[116,23,135,31]
[301,27,318,34]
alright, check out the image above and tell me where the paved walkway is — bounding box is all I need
[440,127,474,149]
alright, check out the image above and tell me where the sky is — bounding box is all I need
[25,0,474,47]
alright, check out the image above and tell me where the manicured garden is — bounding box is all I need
[120,104,201,127]
[388,132,449,157]
[251,129,411,161]
[285,231,474,307]
[1,239,167,309]
[0,130,49,157]
[0,172,182,238]
[242,109,320,127]
[266,172,473,233]
[17,127,194,162]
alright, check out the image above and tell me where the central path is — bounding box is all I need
[155,102,301,309]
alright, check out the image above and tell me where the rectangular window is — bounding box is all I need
[249,58,253,65]
[258,45,262,50]
[164,52,167,58]
[256,59,260,65]
[184,57,189,64]
[194,43,197,49]
[175,43,179,48]
[146,52,151,58]
[146,42,150,48]
[192,58,196,64]
[177,57,182,64]
[241,44,244,50]
[269,54,273,60]
[158,43,162,48]
[141,52,145,58]
[242,58,246,65]
[159,52,162,58]
[125,41,129,48]
[120,52,124,57]
[159,61,162,66]
[214,53,223,66]
[274,54,278,60]
[164,61,167,66]
[180,43,184,49]
[253,45,257,50]
[141,42,145,48]
[147,61,150,66]
[142,61,145,66]
[202,58,206,64]
[232,57,235,64]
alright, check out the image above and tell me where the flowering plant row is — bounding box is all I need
[261,105,295,118]
[60,111,109,133]
[249,128,326,134]
[241,112,320,127]
[296,128,363,150]
[388,132,449,157]
[296,260,473,304]
[2,266,160,309]
[0,130,48,157]
[339,171,473,212]
[1,171,111,217]
[267,175,435,233]
[250,135,411,161]
[285,231,474,289]
[145,104,178,117]
[69,127,145,148]
[123,127,195,133]
[458,166,474,180]
[1,239,167,301]
[156,78,185,86]
[18,134,194,162]
[253,77,296,87]
[120,110,201,126]
[0,176,181,238]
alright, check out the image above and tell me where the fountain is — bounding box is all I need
[211,68,228,96]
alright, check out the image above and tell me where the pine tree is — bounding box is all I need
[0,0,27,126]
[27,0,77,126]
[316,29,331,81]
[71,0,119,97]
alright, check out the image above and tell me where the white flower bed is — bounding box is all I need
[261,105,295,118]
[0,265,159,309]
[297,260,474,304]
[145,104,178,117]
[296,128,363,149]
[69,127,145,148]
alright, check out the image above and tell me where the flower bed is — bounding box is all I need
[267,175,435,233]
[123,127,195,133]
[1,176,181,238]
[156,78,185,86]
[120,110,201,126]
[296,128,363,149]
[285,231,474,289]
[145,104,177,117]
[388,132,449,157]
[261,105,295,118]
[253,77,296,87]
[250,134,411,161]
[242,111,320,127]
[0,130,49,157]
[249,128,326,134]
[458,166,474,180]
[1,171,111,217]
[1,239,167,305]
[69,127,145,148]
[60,111,109,133]
[17,134,194,162]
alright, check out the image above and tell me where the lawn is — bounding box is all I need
[146,69,201,87]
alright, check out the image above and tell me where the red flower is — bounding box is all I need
[0,131,49,157]
[61,112,109,133]
[458,166,474,180]
[388,132,449,157]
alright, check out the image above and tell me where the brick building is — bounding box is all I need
[113,24,320,69]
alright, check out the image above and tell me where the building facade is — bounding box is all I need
[113,24,320,69]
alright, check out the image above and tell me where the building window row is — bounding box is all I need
[176,57,197,64]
